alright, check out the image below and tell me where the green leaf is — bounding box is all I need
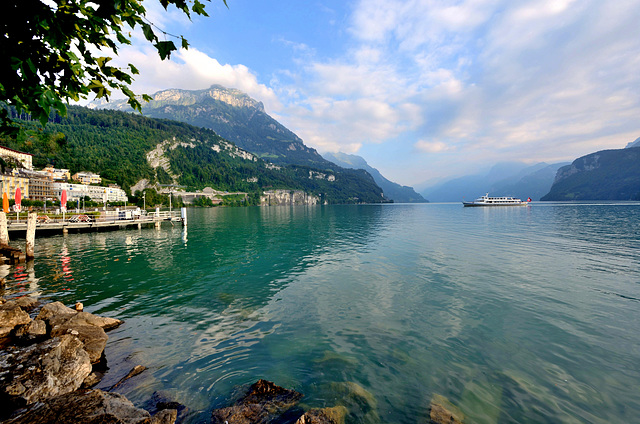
[181,36,189,50]
[141,22,155,42]
[155,41,177,60]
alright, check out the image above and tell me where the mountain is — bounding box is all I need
[625,136,640,148]
[92,85,334,168]
[541,147,640,201]
[322,152,428,203]
[1,106,387,204]
[422,161,566,202]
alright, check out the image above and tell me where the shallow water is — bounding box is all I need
[3,202,640,423]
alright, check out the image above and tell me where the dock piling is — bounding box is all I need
[25,212,37,260]
[0,212,8,245]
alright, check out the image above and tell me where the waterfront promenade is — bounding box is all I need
[5,210,184,237]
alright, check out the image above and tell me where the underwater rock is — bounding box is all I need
[328,381,379,424]
[211,379,303,424]
[429,394,464,424]
[295,406,348,424]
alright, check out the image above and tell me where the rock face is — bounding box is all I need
[0,334,92,412]
[260,190,320,206]
[211,379,303,424]
[4,389,154,424]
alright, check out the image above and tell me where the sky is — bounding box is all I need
[105,0,640,187]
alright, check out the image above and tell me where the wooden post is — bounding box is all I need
[155,220,160,229]
[0,212,8,246]
[25,212,37,260]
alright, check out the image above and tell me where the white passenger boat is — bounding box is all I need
[463,193,531,207]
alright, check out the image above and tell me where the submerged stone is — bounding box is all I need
[429,394,464,424]
[295,406,348,424]
[211,379,303,424]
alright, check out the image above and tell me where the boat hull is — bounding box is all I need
[462,202,529,207]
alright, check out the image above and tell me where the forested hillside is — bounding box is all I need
[541,147,640,201]
[0,106,387,204]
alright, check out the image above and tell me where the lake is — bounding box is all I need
[2,202,640,423]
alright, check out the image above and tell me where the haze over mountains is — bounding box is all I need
[421,162,569,202]
[322,152,427,203]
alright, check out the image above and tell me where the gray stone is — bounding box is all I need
[4,389,152,424]
[13,320,47,345]
[0,301,31,339]
[0,334,92,412]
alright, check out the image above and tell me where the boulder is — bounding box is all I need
[0,334,92,415]
[12,297,39,312]
[3,389,155,424]
[13,319,47,345]
[51,323,108,363]
[211,379,303,424]
[35,301,77,328]
[0,301,31,339]
[295,406,348,424]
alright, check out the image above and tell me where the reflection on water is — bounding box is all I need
[1,203,640,423]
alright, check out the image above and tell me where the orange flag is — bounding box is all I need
[2,192,8,213]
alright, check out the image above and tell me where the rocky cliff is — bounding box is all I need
[260,190,320,206]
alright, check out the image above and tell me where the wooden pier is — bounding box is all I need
[6,210,185,238]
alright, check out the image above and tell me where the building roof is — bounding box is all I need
[0,145,33,156]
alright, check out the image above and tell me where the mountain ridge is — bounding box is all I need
[92,85,334,169]
[323,152,427,203]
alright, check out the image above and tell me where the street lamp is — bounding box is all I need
[142,192,146,212]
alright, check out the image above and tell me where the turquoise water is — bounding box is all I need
[2,203,640,423]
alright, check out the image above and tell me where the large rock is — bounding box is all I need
[37,302,123,363]
[13,319,47,345]
[0,334,92,414]
[0,301,31,339]
[211,379,303,424]
[51,323,108,363]
[4,389,159,424]
[295,406,348,424]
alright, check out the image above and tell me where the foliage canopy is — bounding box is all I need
[0,0,220,131]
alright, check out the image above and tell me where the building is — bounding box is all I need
[0,146,33,170]
[52,182,128,203]
[0,174,29,200]
[14,169,54,202]
[71,172,102,185]
[43,166,71,182]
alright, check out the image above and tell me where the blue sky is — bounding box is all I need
[108,0,640,187]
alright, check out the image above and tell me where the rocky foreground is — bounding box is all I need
[0,295,463,424]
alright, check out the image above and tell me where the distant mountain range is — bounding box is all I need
[91,85,334,169]
[322,152,428,203]
[1,105,388,204]
[541,145,640,201]
[421,161,568,202]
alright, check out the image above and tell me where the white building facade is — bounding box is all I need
[52,182,128,203]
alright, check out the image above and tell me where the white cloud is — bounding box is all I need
[108,45,281,112]
[414,140,454,153]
